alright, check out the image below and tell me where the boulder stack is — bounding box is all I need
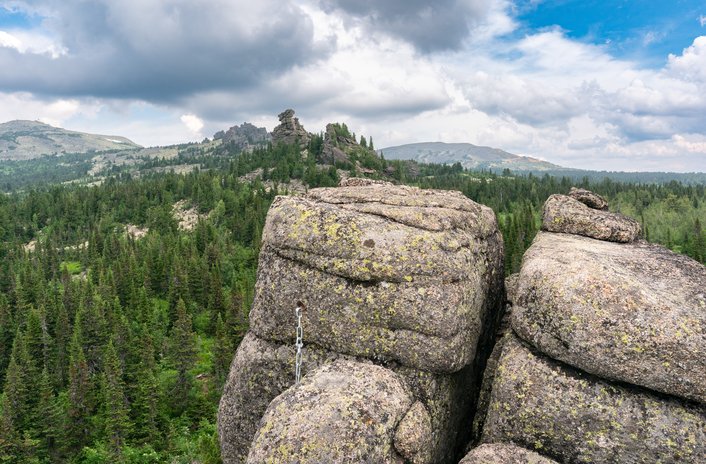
[476,189,706,463]
[218,179,504,463]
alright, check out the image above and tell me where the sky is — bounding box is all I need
[1,1,705,172]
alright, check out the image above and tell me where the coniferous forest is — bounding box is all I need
[0,141,705,463]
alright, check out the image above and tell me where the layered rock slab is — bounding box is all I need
[250,183,503,373]
[481,335,706,463]
[514,231,706,404]
[460,443,558,464]
[542,194,640,242]
[246,360,431,464]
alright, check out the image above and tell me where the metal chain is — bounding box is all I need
[294,304,304,385]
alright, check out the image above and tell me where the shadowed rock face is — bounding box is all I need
[514,231,706,404]
[246,360,431,464]
[460,443,559,464]
[481,335,706,464]
[218,180,505,463]
[542,194,640,242]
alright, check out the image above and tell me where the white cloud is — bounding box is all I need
[673,134,706,153]
[700,15,706,27]
[0,29,66,57]
[180,114,204,138]
[667,35,706,81]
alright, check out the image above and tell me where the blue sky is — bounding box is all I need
[0,0,705,172]
[518,0,705,62]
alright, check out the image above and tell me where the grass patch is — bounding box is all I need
[60,260,82,275]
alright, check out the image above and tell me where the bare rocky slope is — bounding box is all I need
[0,120,141,160]
[379,141,565,172]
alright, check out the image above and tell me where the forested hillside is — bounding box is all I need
[0,139,704,463]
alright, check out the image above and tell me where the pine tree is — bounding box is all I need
[0,395,20,463]
[2,332,28,434]
[36,367,62,461]
[65,337,91,454]
[132,330,160,444]
[53,302,70,388]
[102,340,130,458]
[169,298,196,413]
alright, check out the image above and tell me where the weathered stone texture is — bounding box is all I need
[542,194,640,242]
[219,180,505,463]
[460,443,559,464]
[249,183,503,373]
[219,332,478,464]
[568,187,608,210]
[514,231,706,404]
[246,360,424,464]
[481,335,706,464]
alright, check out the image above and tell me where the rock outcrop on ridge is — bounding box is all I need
[477,189,706,463]
[270,109,311,149]
[218,179,504,463]
[214,122,270,151]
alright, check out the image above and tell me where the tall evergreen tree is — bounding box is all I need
[169,299,196,413]
[65,337,91,454]
[102,340,130,458]
[132,330,160,444]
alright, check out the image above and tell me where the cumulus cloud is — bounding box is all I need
[1,1,705,171]
[0,0,322,100]
[180,114,204,138]
[320,0,508,52]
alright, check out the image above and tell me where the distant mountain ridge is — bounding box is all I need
[379,142,566,172]
[0,120,141,160]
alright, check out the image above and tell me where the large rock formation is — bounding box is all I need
[477,188,706,463]
[218,179,504,463]
[214,122,270,151]
[320,122,360,165]
[271,109,311,149]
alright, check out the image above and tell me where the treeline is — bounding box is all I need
[0,170,280,463]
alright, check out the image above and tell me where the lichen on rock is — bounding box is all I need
[514,231,706,404]
[246,360,419,464]
[460,443,559,464]
[481,335,706,464]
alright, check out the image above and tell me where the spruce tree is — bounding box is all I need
[65,337,91,454]
[36,367,62,461]
[169,298,196,413]
[213,313,232,388]
[2,332,28,434]
[132,330,160,444]
[102,340,130,458]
